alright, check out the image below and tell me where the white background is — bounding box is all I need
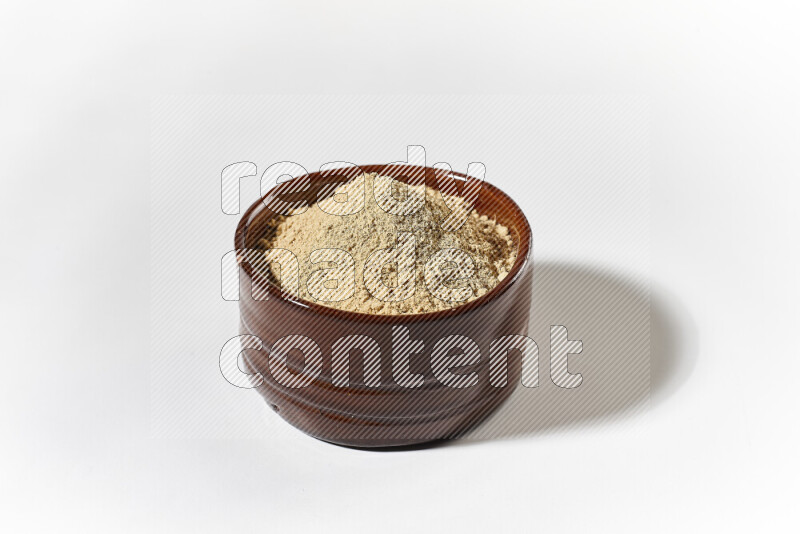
[1,1,798,533]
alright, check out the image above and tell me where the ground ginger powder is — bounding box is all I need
[258,173,517,315]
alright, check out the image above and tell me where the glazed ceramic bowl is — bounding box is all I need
[235,164,532,447]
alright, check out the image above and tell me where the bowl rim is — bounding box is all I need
[234,163,532,324]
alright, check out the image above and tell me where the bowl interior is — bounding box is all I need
[236,163,531,320]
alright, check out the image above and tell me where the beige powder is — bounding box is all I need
[257,173,517,315]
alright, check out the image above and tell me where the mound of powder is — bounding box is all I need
[258,173,517,315]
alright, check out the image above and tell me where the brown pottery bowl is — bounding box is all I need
[235,163,532,447]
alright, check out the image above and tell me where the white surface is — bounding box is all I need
[1,1,798,533]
